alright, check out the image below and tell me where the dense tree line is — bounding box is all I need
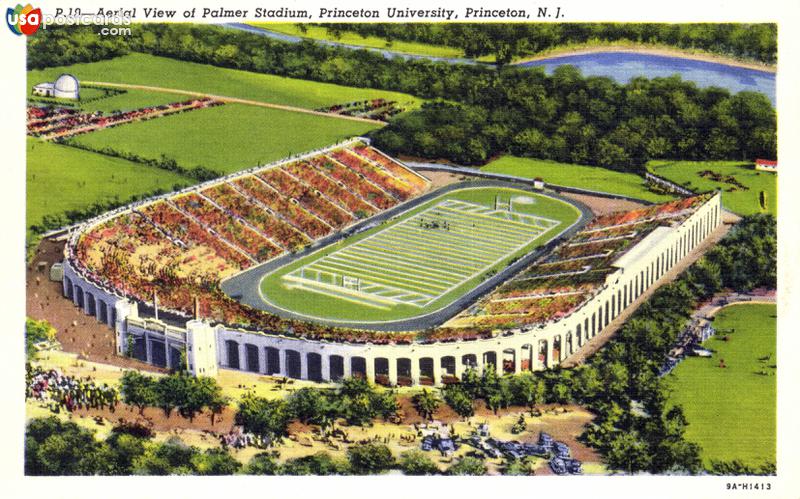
[321,23,777,65]
[372,74,776,167]
[119,371,228,423]
[26,417,242,475]
[29,25,776,170]
[27,25,130,69]
[235,377,398,446]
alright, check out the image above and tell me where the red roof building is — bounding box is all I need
[755,159,777,172]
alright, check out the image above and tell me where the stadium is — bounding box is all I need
[60,137,722,385]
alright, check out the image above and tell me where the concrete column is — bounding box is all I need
[409,357,420,385]
[495,353,503,376]
[514,350,522,375]
[365,357,375,384]
[144,332,152,364]
[279,349,289,377]
[260,347,269,374]
[238,343,247,372]
[343,356,352,379]
[546,341,554,369]
[165,341,172,370]
[320,354,330,382]
[300,354,309,380]
[431,359,441,387]
[454,357,465,380]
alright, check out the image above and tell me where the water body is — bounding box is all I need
[222,24,775,105]
[519,51,775,106]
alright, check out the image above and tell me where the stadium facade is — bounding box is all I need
[59,140,723,386]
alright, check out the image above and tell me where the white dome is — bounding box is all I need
[54,74,79,92]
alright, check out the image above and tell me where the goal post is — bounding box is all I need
[342,275,361,291]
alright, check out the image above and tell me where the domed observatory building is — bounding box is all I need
[32,73,80,100]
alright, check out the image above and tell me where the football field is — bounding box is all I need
[283,198,560,308]
[258,186,582,323]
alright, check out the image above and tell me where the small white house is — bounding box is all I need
[32,73,80,100]
[755,159,777,173]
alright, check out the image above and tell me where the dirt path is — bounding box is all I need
[27,238,164,373]
[83,81,387,126]
[561,210,742,367]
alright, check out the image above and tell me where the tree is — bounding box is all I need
[190,448,242,475]
[245,452,279,475]
[503,457,534,475]
[25,417,105,475]
[443,385,474,419]
[25,317,55,360]
[287,387,326,424]
[371,390,400,421]
[132,437,197,475]
[280,452,350,475]
[154,373,187,418]
[347,443,395,475]
[235,393,290,446]
[604,431,653,474]
[447,456,487,476]
[207,389,228,426]
[120,370,157,415]
[105,431,148,473]
[459,367,482,398]
[412,389,440,421]
[399,449,439,475]
[509,373,545,412]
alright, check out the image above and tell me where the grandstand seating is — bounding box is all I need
[73,143,430,322]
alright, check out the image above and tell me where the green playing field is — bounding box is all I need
[258,186,581,323]
[667,303,776,468]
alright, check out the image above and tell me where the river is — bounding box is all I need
[223,24,776,105]
[519,51,775,105]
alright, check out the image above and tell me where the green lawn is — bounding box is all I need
[647,161,777,216]
[77,88,186,113]
[26,138,193,233]
[259,187,580,322]
[481,156,674,203]
[667,303,776,468]
[70,103,379,175]
[27,53,423,111]
[249,23,466,59]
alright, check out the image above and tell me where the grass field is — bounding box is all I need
[259,187,580,322]
[667,303,776,468]
[481,156,674,203]
[248,23,466,59]
[29,86,183,114]
[27,53,424,111]
[71,103,379,175]
[26,138,193,233]
[647,161,777,216]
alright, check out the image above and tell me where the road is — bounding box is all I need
[82,81,387,126]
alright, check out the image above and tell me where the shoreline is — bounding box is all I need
[512,44,776,73]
